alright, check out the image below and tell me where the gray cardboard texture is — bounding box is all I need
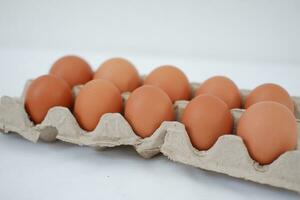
[0,81,299,193]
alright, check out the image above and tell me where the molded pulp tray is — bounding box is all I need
[0,81,299,193]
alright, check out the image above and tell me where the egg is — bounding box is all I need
[74,79,123,131]
[50,55,93,88]
[245,83,294,112]
[195,76,242,109]
[93,57,141,92]
[25,75,73,124]
[237,101,297,165]
[143,65,191,102]
[124,85,174,138]
[181,94,233,150]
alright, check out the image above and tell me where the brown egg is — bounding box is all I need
[245,83,294,112]
[50,55,93,88]
[93,57,141,92]
[195,76,242,109]
[124,85,174,138]
[143,65,191,102]
[182,94,233,150]
[25,75,73,124]
[74,79,123,131]
[237,101,297,165]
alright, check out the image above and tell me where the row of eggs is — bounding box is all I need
[24,56,297,165]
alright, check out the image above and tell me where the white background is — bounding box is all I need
[0,0,300,199]
[1,0,300,64]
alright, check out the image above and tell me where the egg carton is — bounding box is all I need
[0,80,299,193]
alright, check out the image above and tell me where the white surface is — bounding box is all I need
[0,48,300,200]
[0,0,300,64]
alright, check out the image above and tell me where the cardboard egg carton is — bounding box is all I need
[0,80,299,193]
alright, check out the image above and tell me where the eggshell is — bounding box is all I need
[73,79,123,131]
[237,101,297,165]
[181,94,233,150]
[245,83,294,112]
[50,55,93,88]
[124,85,174,138]
[144,65,191,102]
[25,75,73,124]
[195,76,242,109]
[93,57,141,92]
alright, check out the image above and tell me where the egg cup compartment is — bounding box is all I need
[0,95,175,158]
[170,101,300,193]
[0,80,300,193]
